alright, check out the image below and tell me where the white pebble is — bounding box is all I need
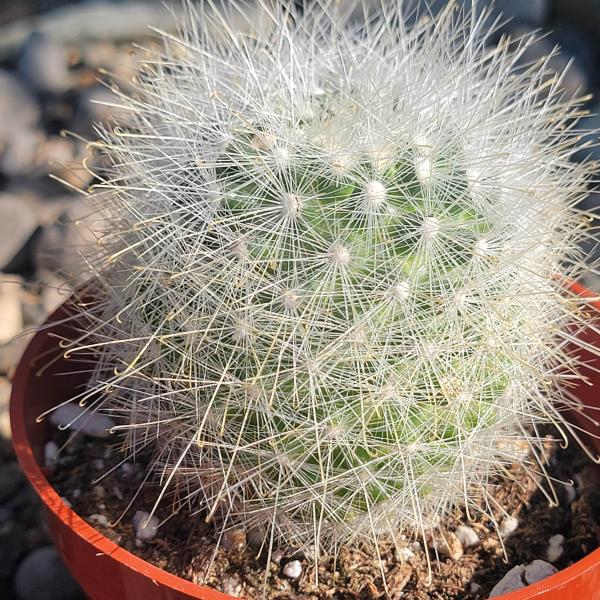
[283,559,302,580]
[548,534,564,547]
[133,510,159,541]
[397,547,415,561]
[564,484,577,503]
[524,559,558,585]
[546,534,565,563]
[44,441,59,468]
[72,488,81,499]
[499,516,519,538]
[546,544,563,563]
[469,582,481,593]
[49,403,114,438]
[89,514,109,527]
[455,525,479,548]
[93,458,104,470]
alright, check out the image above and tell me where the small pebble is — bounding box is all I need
[489,564,526,597]
[221,574,243,597]
[499,515,519,538]
[17,31,70,93]
[133,510,159,541]
[397,546,415,561]
[435,531,463,561]
[72,489,81,499]
[49,403,115,438]
[564,483,577,503]
[88,514,109,527]
[44,441,59,468]
[455,525,479,549]
[283,559,302,580]
[546,535,565,563]
[470,582,481,593]
[524,559,558,585]
[93,458,104,470]
[222,528,247,552]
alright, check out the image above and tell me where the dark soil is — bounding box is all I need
[48,432,600,599]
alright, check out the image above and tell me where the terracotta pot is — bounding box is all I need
[9,287,600,600]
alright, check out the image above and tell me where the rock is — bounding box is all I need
[0,462,25,503]
[17,31,70,94]
[13,546,84,600]
[455,524,480,548]
[546,545,564,562]
[0,504,13,525]
[133,510,159,541]
[506,26,589,101]
[282,559,302,580]
[32,202,102,278]
[499,515,519,538]
[0,2,177,60]
[573,102,600,163]
[396,546,415,561]
[49,403,115,438]
[0,195,39,271]
[489,564,526,597]
[0,70,40,137]
[524,559,558,585]
[0,330,34,378]
[490,560,559,597]
[0,128,45,177]
[222,527,246,552]
[0,274,23,344]
[0,522,27,578]
[459,0,549,26]
[88,514,109,527]
[39,271,72,315]
[44,441,59,468]
[496,0,549,25]
[546,533,564,562]
[73,85,131,135]
[0,377,11,439]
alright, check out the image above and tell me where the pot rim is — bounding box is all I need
[9,281,600,600]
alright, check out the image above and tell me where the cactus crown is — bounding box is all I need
[57,0,597,560]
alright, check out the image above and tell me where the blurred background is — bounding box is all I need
[0,1,599,598]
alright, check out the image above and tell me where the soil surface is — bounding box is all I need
[49,431,600,600]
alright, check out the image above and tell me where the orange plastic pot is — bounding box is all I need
[9,285,600,600]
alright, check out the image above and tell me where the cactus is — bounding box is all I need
[60,0,597,560]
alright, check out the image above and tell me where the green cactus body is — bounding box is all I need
[67,0,595,556]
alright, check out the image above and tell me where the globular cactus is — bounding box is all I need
[61,0,598,558]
